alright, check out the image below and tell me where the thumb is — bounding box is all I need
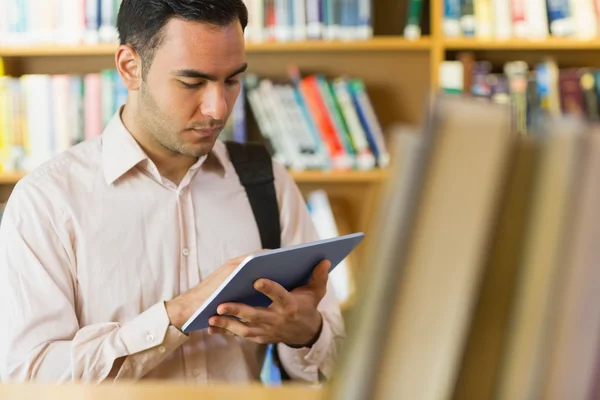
[307,260,331,298]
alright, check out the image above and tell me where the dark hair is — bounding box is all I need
[117,0,248,79]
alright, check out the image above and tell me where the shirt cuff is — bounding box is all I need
[276,316,333,382]
[116,324,189,380]
[118,301,174,355]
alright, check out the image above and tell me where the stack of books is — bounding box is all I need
[329,94,600,400]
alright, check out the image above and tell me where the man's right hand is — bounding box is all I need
[165,251,263,330]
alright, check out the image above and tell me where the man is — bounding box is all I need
[0,0,344,383]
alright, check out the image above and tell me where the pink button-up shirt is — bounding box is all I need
[0,110,345,384]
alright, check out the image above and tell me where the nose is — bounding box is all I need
[200,83,228,121]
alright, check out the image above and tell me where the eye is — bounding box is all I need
[180,81,204,89]
[225,79,240,87]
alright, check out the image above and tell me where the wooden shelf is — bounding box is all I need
[246,37,432,52]
[0,383,325,400]
[0,43,119,57]
[0,172,26,184]
[290,169,387,183]
[0,170,386,185]
[0,37,432,57]
[443,37,600,50]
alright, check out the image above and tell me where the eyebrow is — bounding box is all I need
[172,63,248,81]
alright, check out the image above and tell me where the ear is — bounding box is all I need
[115,44,142,91]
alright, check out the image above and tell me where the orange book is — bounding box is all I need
[299,75,351,170]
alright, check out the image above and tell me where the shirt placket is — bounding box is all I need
[176,178,207,383]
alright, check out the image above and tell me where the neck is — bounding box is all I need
[121,103,197,185]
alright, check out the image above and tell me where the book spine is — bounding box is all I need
[460,0,476,36]
[511,0,528,37]
[299,76,351,170]
[306,0,323,39]
[558,69,586,117]
[293,0,307,40]
[493,0,512,39]
[404,0,424,39]
[525,0,548,38]
[444,0,463,37]
[474,0,494,38]
[547,0,574,36]
[348,79,390,168]
[570,0,598,38]
[356,0,372,39]
[333,78,376,170]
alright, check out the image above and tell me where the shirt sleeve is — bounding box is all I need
[271,162,347,383]
[0,183,189,383]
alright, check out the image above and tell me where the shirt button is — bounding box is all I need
[192,368,201,376]
[182,248,190,257]
[146,333,155,342]
[158,346,166,354]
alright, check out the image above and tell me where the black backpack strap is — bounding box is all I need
[225,141,281,251]
[225,141,292,382]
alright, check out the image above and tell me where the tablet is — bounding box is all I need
[181,232,365,333]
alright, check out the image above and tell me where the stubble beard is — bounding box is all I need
[138,81,214,159]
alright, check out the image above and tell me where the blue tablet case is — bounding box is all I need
[182,232,365,333]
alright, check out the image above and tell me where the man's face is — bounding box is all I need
[136,18,247,158]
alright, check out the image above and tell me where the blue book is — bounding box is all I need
[547,0,573,36]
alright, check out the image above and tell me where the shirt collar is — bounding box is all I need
[101,108,227,185]
[101,109,148,185]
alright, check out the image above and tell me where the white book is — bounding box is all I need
[0,0,6,46]
[525,0,549,38]
[493,0,512,39]
[258,79,306,170]
[51,76,73,154]
[293,0,307,40]
[307,190,354,304]
[55,0,85,44]
[274,0,293,42]
[277,84,330,169]
[306,0,323,39]
[99,0,120,42]
[570,0,598,38]
[244,75,289,167]
[85,0,100,44]
[356,0,372,39]
[37,0,57,44]
[23,76,53,169]
[244,0,265,42]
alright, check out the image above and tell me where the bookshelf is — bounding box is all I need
[2,0,600,397]
[1,0,598,301]
[0,0,436,278]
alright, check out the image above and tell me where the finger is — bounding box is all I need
[216,303,276,325]
[306,260,331,299]
[207,326,235,336]
[209,316,264,339]
[254,278,293,309]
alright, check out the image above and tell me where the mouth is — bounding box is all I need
[191,127,223,137]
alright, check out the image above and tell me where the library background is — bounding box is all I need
[2,0,600,398]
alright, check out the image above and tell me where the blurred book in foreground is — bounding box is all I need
[328,93,600,400]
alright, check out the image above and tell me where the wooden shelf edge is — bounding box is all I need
[290,169,388,183]
[0,170,387,185]
[0,382,324,400]
[0,37,432,57]
[443,37,600,50]
[247,36,432,52]
[0,43,119,57]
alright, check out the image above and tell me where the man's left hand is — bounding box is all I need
[207,260,331,348]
